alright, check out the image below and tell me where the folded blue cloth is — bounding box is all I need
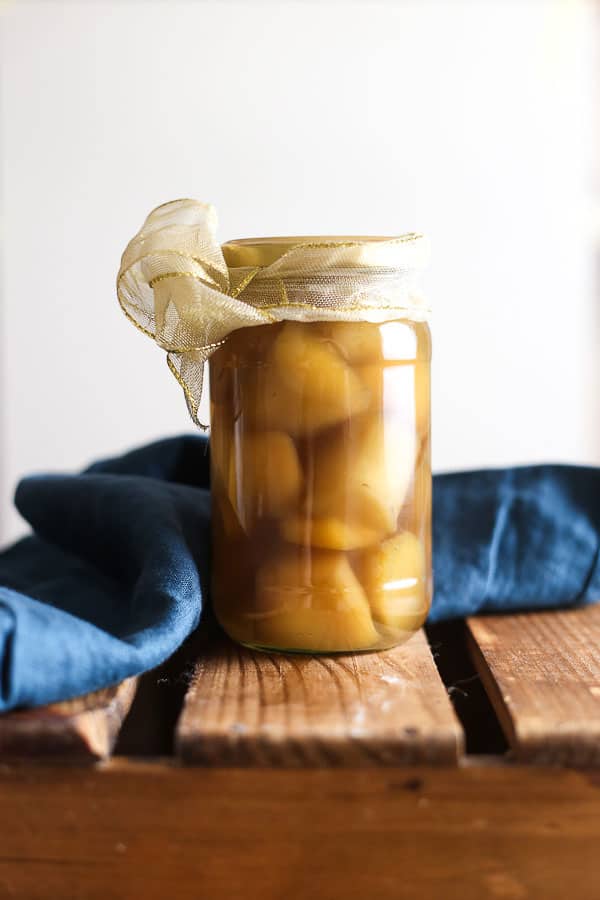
[0,435,598,711]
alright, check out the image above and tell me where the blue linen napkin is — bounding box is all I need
[0,435,598,712]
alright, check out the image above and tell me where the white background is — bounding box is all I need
[1,0,598,545]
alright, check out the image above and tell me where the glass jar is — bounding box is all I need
[209,237,431,653]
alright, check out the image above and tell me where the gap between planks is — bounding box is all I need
[176,628,464,766]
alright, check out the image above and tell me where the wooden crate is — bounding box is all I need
[2,605,600,899]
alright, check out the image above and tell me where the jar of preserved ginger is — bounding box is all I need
[117,202,431,655]
[210,235,431,654]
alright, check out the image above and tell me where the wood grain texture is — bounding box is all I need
[2,760,600,900]
[468,605,600,766]
[0,679,136,762]
[176,631,464,765]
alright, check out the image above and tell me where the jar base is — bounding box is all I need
[233,629,421,656]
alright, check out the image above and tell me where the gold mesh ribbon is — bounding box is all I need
[117,199,429,426]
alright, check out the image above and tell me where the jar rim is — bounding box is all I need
[221,233,424,268]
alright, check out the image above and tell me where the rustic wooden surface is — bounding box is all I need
[0,678,136,762]
[1,760,600,900]
[176,629,464,765]
[468,605,600,766]
[2,610,600,896]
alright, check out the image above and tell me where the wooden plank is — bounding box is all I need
[468,605,600,766]
[176,630,464,765]
[0,678,137,762]
[1,760,600,900]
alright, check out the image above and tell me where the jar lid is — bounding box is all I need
[221,234,424,269]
